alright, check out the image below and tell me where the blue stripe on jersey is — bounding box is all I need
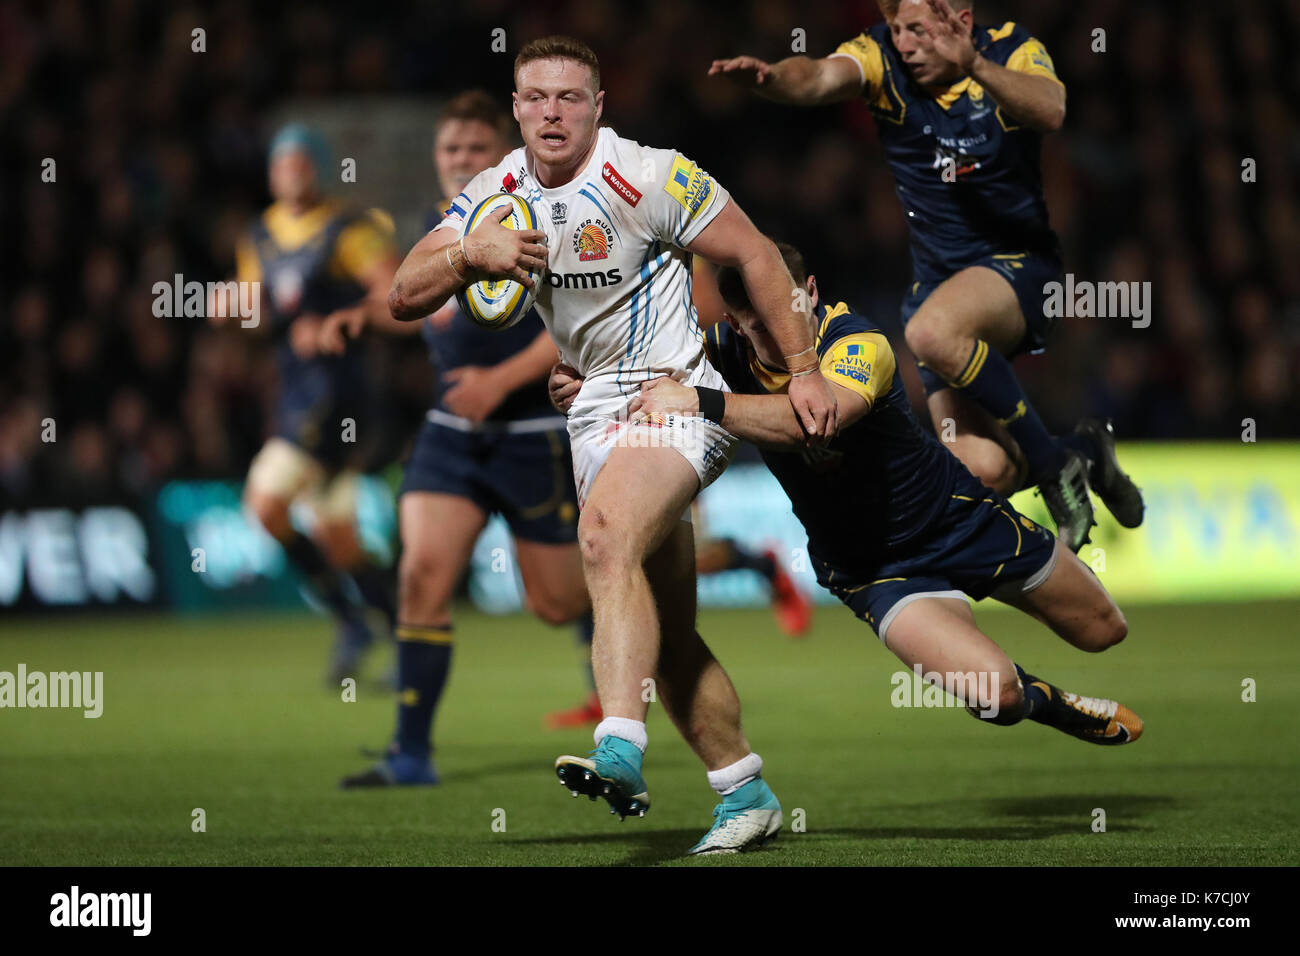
[632,244,673,384]
[579,187,621,240]
[635,246,660,382]
[684,259,703,343]
[448,202,465,217]
[618,245,658,395]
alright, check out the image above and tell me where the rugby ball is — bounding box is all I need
[454,192,543,330]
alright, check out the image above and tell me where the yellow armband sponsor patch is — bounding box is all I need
[664,155,714,221]
[820,332,895,405]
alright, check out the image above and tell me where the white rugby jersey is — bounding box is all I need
[434,126,731,416]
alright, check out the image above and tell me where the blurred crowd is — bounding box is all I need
[3,0,1298,503]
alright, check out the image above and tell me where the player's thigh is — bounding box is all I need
[514,537,589,626]
[578,445,700,575]
[397,491,488,621]
[926,387,1026,494]
[992,541,1128,653]
[905,266,1026,364]
[244,437,322,536]
[884,596,1020,704]
[311,471,365,567]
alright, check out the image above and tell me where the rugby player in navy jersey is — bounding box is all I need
[709,0,1144,552]
[552,240,1143,811]
[210,124,401,685]
[324,92,598,787]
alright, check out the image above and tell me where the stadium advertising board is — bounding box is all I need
[6,444,1290,615]
[473,443,1300,611]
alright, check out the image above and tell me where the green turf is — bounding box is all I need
[1,600,1297,866]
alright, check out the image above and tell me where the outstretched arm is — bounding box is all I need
[707,53,862,105]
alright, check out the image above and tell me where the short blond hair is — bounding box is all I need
[881,0,972,16]
[514,35,601,93]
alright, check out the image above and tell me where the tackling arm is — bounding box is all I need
[720,386,868,450]
[686,202,839,439]
[630,377,868,451]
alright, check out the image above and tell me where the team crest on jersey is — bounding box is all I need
[502,172,518,193]
[551,201,568,224]
[572,218,613,261]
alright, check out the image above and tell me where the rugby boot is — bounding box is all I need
[687,777,783,855]
[1039,450,1096,552]
[1074,418,1144,528]
[555,735,649,820]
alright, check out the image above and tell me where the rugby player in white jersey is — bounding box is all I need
[387,36,837,852]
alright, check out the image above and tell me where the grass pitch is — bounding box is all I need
[1,600,1297,866]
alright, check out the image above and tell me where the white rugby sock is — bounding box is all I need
[707,752,763,795]
[593,717,647,753]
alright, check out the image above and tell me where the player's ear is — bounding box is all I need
[511,92,520,122]
[807,275,819,312]
[593,88,605,123]
[723,312,742,335]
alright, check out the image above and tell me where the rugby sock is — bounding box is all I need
[1015,663,1055,724]
[968,663,1049,727]
[350,561,397,631]
[1059,430,1099,464]
[393,624,454,759]
[281,532,357,622]
[707,752,763,795]
[724,539,777,582]
[949,340,1065,485]
[594,717,647,753]
[575,612,595,690]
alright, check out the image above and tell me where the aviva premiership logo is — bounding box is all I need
[664,155,713,220]
[830,341,874,387]
[572,218,612,261]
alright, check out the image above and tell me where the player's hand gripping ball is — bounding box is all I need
[455,192,543,330]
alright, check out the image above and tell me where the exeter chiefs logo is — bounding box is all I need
[572,218,613,261]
